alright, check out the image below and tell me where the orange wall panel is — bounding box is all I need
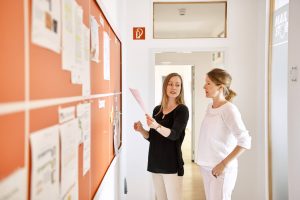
[0,2,25,102]
[1,0,122,199]
[28,0,83,100]
[0,112,25,179]
[78,144,91,200]
[110,32,122,93]
[30,106,59,133]
[90,3,108,94]
[90,97,113,196]
[29,45,82,100]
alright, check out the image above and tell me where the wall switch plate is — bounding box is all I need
[289,66,298,82]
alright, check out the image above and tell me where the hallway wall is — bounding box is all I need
[124,0,269,199]
[288,0,300,199]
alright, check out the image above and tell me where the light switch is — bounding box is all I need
[289,66,298,82]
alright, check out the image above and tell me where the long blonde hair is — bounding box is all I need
[156,73,185,115]
[207,68,237,101]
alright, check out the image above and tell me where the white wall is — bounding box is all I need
[256,0,270,199]
[225,1,268,199]
[96,0,122,38]
[270,1,289,199]
[124,0,269,199]
[288,0,300,199]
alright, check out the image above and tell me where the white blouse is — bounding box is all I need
[195,102,251,169]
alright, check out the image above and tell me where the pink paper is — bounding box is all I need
[129,88,148,113]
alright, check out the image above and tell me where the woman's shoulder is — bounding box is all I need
[153,105,161,114]
[175,104,189,113]
[222,102,241,116]
[154,105,161,111]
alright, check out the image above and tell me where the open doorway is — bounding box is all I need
[154,51,225,199]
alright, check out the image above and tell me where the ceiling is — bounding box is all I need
[153,2,227,38]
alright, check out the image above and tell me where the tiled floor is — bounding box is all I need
[182,129,206,200]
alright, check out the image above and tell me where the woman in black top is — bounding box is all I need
[134,73,189,200]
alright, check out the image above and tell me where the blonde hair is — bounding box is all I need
[156,73,185,115]
[207,68,237,101]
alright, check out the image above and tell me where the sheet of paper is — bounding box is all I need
[113,103,121,154]
[31,0,61,53]
[98,99,105,109]
[82,25,91,96]
[0,168,26,200]
[59,106,75,123]
[99,15,104,27]
[77,103,91,175]
[30,125,60,200]
[129,88,148,113]
[62,0,76,70]
[62,183,78,200]
[59,119,80,199]
[90,16,100,63]
[71,3,84,84]
[103,31,110,80]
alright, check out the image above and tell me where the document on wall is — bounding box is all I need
[103,31,110,80]
[58,106,75,124]
[62,183,78,200]
[59,119,80,199]
[90,16,100,63]
[113,108,121,154]
[0,168,26,200]
[129,88,148,114]
[82,25,91,97]
[99,15,104,27]
[77,103,91,175]
[30,125,60,200]
[62,0,76,70]
[31,0,61,53]
[71,3,84,84]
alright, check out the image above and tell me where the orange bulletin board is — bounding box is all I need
[0,2,25,102]
[0,0,122,199]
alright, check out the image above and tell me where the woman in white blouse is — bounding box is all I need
[196,68,251,200]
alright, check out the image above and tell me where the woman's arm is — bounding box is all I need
[134,121,149,139]
[146,114,171,137]
[212,145,246,177]
[146,105,189,140]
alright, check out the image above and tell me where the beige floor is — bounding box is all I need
[182,129,206,200]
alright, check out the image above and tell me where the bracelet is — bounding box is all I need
[155,125,161,131]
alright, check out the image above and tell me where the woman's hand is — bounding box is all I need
[146,114,159,129]
[133,121,150,139]
[212,161,226,178]
[133,121,144,132]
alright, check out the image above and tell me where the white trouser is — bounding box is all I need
[151,173,183,200]
[199,166,238,200]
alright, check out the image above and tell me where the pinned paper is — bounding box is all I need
[129,88,148,114]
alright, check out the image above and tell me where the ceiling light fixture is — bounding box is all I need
[178,8,186,16]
